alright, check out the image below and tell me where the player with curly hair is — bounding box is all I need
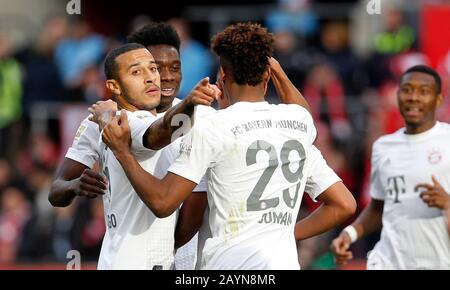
[95,23,356,269]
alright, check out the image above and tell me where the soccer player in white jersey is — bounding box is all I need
[98,23,356,270]
[49,22,185,209]
[331,65,450,270]
[172,57,357,270]
[49,23,209,269]
[95,43,217,269]
[127,21,214,270]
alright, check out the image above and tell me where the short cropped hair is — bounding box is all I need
[104,43,146,80]
[401,65,442,94]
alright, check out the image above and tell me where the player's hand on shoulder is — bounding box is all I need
[330,232,353,265]
[75,169,108,199]
[185,77,218,107]
[102,109,131,157]
[88,100,118,131]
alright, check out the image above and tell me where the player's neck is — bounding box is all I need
[230,85,266,104]
[156,103,171,114]
[405,119,437,135]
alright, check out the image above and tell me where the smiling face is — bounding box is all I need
[111,48,161,112]
[397,71,443,134]
[147,44,181,111]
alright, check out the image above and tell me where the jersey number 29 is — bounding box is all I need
[246,140,305,211]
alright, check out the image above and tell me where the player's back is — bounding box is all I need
[97,110,177,270]
[193,101,317,269]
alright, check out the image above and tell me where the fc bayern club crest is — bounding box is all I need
[428,149,442,165]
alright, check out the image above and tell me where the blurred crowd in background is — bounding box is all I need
[0,0,450,268]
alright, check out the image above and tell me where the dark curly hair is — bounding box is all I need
[211,22,274,86]
[127,22,180,52]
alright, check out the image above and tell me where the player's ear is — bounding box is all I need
[436,93,444,108]
[106,79,121,96]
[263,69,270,96]
[219,66,226,83]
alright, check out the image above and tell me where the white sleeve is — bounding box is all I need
[65,117,100,168]
[369,140,385,200]
[168,122,219,185]
[128,113,157,155]
[304,146,342,201]
[154,144,178,179]
[306,109,317,144]
[194,178,208,192]
[159,139,208,192]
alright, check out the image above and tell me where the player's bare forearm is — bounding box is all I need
[101,110,189,215]
[114,150,171,215]
[49,158,107,207]
[175,192,208,249]
[269,57,311,112]
[295,182,356,240]
[350,199,384,239]
[295,204,348,240]
[114,151,195,217]
[49,159,87,207]
[145,77,216,150]
[145,100,195,150]
[49,178,78,207]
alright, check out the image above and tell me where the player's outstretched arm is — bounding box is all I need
[102,110,197,217]
[175,192,208,249]
[144,77,218,150]
[88,78,218,150]
[295,181,356,241]
[49,159,107,207]
[269,57,311,112]
[330,198,384,265]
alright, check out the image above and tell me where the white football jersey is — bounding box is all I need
[195,207,212,270]
[191,144,341,270]
[169,101,338,270]
[65,117,100,168]
[153,137,207,270]
[97,110,177,270]
[64,99,211,270]
[368,122,450,270]
[156,104,215,270]
[304,145,344,198]
[98,104,214,270]
[66,97,183,167]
